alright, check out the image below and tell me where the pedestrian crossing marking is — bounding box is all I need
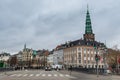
[36,74,40,77]
[65,74,76,79]
[23,74,28,77]
[65,74,70,77]
[54,74,57,77]
[9,73,76,79]
[29,74,34,77]
[42,74,46,77]
[48,74,51,77]
[60,74,64,77]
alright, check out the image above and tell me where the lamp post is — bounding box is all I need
[99,44,108,75]
[102,45,108,74]
[94,45,99,77]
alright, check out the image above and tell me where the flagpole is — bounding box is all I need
[117,55,119,74]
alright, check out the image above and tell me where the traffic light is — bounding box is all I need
[94,45,98,50]
[95,54,100,62]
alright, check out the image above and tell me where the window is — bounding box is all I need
[84,48,86,53]
[78,52,81,58]
[79,60,81,63]
[91,50,93,54]
[88,60,90,63]
[88,54,89,57]
[84,54,86,57]
[84,60,86,63]
[78,47,81,51]
[88,65,90,68]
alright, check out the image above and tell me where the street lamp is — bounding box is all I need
[71,54,74,67]
[94,45,99,77]
[100,44,108,74]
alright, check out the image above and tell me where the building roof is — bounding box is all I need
[56,39,104,50]
[0,52,11,56]
[36,49,49,56]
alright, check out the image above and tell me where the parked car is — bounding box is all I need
[45,66,52,71]
[51,64,63,70]
[105,69,112,74]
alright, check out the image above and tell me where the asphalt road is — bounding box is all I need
[0,70,120,80]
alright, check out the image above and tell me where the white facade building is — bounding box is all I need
[53,49,63,65]
[0,52,10,61]
[47,54,53,66]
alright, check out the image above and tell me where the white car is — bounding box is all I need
[45,66,52,71]
[105,69,112,74]
[51,64,63,70]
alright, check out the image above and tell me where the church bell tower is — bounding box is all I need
[83,6,95,41]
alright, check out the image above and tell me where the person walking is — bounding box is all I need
[69,65,72,75]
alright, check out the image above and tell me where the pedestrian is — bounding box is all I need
[56,66,58,71]
[69,65,72,75]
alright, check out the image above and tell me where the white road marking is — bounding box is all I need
[23,74,28,77]
[59,74,64,77]
[65,74,76,79]
[48,74,52,77]
[42,74,46,77]
[29,74,33,77]
[65,74,70,77]
[54,74,57,77]
[36,74,40,77]
[9,73,76,78]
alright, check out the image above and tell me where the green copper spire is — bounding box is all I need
[85,6,93,34]
[23,43,27,51]
[83,6,95,41]
[24,43,26,49]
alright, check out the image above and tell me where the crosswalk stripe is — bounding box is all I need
[65,74,70,77]
[59,74,64,77]
[42,74,46,77]
[23,74,28,77]
[54,74,57,77]
[48,74,52,77]
[9,73,76,78]
[29,74,34,77]
[36,74,40,77]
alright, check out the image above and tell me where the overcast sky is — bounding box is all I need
[0,0,120,54]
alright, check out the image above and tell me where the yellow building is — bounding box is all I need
[22,44,33,67]
[57,8,106,68]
